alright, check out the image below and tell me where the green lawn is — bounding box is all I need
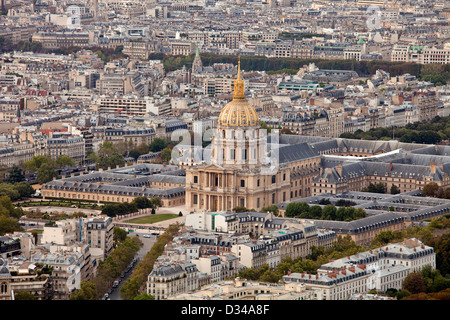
[28,229,43,234]
[125,214,179,224]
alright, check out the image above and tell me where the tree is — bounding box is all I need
[13,182,35,198]
[160,147,172,162]
[233,206,250,213]
[114,227,128,243]
[434,233,450,276]
[24,155,54,172]
[285,202,309,218]
[136,143,150,155]
[14,291,36,300]
[149,138,168,152]
[56,155,75,168]
[422,182,440,197]
[403,272,427,294]
[261,205,279,216]
[96,152,125,170]
[260,121,272,133]
[390,184,400,194]
[70,281,98,300]
[7,165,25,183]
[0,215,23,235]
[36,162,58,184]
[0,183,20,200]
[150,198,162,208]
[322,204,336,220]
[133,293,154,300]
[363,183,386,194]
[132,196,152,209]
[372,230,403,246]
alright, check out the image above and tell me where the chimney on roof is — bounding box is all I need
[389,161,393,172]
[439,163,443,170]
[336,164,343,176]
[430,161,436,174]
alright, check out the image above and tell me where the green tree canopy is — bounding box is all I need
[7,165,25,184]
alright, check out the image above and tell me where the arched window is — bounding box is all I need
[1,282,7,294]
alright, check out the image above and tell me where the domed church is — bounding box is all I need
[185,60,297,213]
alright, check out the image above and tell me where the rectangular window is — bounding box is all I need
[194,176,198,183]
[193,195,198,205]
[241,180,245,187]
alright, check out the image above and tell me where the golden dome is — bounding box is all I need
[217,59,259,127]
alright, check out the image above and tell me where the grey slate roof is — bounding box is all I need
[278,142,319,164]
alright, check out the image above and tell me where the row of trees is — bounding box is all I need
[20,155,75,184]
[101,196,162,217]
[119,223,181,300]
[0,182,35,200]
[0,196,24,235]
[151,52,450,85]
[70,233,142,300]
[422,182,450,200]
[284,202,367,221]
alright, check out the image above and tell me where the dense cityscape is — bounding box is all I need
[0,0,449,309]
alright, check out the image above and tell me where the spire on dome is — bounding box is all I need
[232,57,245,101]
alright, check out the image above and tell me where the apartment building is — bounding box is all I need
[231,240,267,269]
[41,219,79,246]
[170,41,196,56]
[47,134,85,164]
[203,77,235,95]
[391,44,450,64]
[316,238,436,292]
[147,262,199,300]
[123,40,158,60]
[30,251,83,300]
[191,256,223,283]
[91,126,155,146]
[83,216,114,261]
[32,31,92,50]
[411,91,439,122]
[282,265,370,300]
[98,96,151,116]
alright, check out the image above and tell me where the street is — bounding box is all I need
[106,232,158,300]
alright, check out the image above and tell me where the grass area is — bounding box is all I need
[17,200,101,210]
[28,229,43,234]
[125,214,179,224]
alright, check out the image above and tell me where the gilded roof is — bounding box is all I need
[217,59,259,127]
